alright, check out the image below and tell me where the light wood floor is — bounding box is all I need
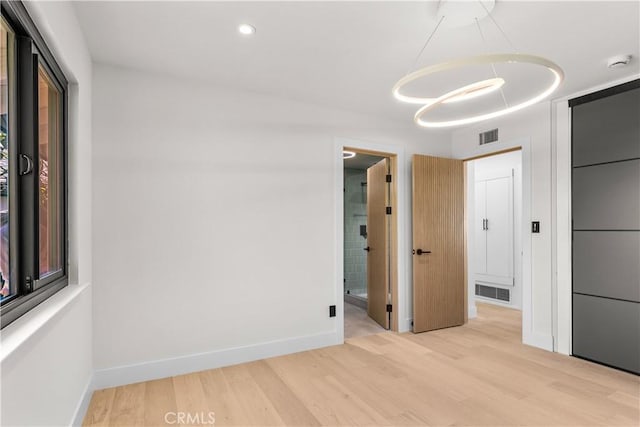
[344,301,386,339]
[84,303,639,426]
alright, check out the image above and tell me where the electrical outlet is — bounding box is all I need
[329,305,336,317]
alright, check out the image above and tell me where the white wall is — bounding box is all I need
[1,288,92,426]
[91,63,449,385]
[467,151,522,315]
[0,1,93,426]
[452,102,554,350]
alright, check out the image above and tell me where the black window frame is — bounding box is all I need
[1,0,69,328]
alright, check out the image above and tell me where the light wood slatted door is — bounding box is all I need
[367,158,390,329]
[412,155,464,333]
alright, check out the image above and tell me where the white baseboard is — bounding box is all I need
[92,331,339,390]
[468,304,478,319]
[401,318,412,332]
[71,375,94,426]
[523,331,554,352]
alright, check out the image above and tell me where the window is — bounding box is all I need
[1,1,68,328]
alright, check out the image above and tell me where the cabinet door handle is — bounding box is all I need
[485,218,489,230]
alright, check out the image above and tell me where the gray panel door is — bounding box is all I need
[573,294,640,374]
[572,87,640,167]
[572,159,640,230]
[573,231,640,302]
[572,81,640,375]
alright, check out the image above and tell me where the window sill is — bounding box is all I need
[0,282,89,362]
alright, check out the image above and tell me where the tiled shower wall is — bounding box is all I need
[344,168,367,296]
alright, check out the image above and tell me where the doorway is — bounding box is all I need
[466,150,523,312]
[342,147,398,339]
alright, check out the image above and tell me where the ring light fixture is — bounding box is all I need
[393,1,564,128]
[343,150,356,159]
[442,77,505,104]
[393,54,564,128]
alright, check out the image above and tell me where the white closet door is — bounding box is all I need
[474,180,487,275]
[485,176,514,285]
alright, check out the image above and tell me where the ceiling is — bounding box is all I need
[73,1,640,130]
[344,153,386,170]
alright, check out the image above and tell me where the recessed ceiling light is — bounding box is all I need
[238,24,256,36]
[343,151,356,159]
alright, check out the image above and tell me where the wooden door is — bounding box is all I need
[367,158,390,329]
[412,155,464,333]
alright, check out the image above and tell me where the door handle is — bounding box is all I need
[364,246,371,252]
[414,249,431,255]
[485,218,489,230]
[19,154,33,176]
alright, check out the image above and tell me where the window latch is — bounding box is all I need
[19,154,33,176]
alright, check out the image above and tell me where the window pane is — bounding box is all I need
[0,19,13,301]
[38,66,62,278]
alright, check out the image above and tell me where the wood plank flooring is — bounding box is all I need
[84,303,639,426]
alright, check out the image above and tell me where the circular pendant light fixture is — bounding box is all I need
[442,77,505,104]
[392,1,564,128]
[343,150,356,159]
[394,54,563,128]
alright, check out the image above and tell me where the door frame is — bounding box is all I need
[335,138,407,340]
[461,139,542,349]
[467,151,522,309]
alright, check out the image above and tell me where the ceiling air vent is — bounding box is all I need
[479,128,499,145]
[475,284,510,303]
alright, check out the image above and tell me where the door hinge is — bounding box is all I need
[329,305,336,318]
[386,206,392,215]
[386,174,392,183]
[386,304,392,313]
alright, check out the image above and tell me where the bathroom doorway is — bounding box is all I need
[343,148,396,338]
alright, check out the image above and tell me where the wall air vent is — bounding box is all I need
[479,128,499,145]
[475,284,510,302]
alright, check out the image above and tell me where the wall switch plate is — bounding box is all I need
[329,305,336,317]
[532,221,540,233]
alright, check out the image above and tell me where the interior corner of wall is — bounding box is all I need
[468,303,478,319]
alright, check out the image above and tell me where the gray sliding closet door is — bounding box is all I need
[571,81,640,375]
